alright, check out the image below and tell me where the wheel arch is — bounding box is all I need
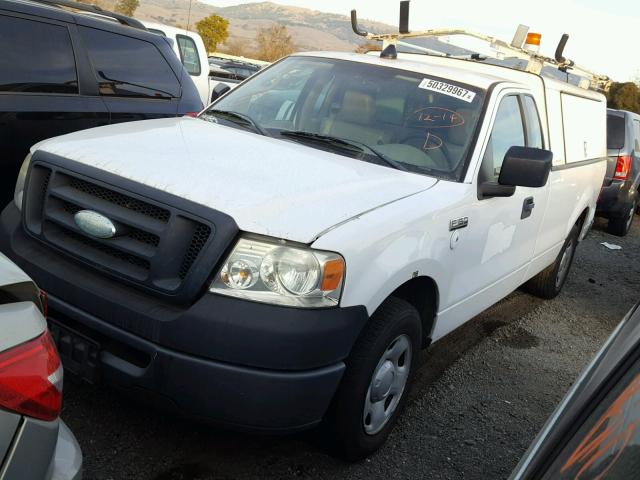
[375,276,439,349]
[575,206,591,240]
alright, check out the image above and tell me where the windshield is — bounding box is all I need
[203,56,485,180]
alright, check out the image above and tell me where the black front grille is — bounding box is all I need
[69,177,171,222]
[179,223,212,279]
[24,163,217,297]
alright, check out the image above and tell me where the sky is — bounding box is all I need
[203,0,640,81]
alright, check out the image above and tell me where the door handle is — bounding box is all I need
[521,196,535,219]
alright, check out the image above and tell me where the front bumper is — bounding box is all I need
[0,204,369,432]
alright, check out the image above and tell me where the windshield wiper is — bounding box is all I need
[202,109,270,137]
[280,131,407,171]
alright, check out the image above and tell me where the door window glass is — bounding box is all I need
[0,15,77,94]
[480,95,525,183]
[176,35,201,76]
[80,27,180,98]
[522,95,544,149]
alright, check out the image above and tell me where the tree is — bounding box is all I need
[114,0,139,17]
[607,82,640,114]
[255,25,295,62]
[196,15,229,54]
[223,38,249,58]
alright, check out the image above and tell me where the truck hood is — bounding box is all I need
[35,117,438,243]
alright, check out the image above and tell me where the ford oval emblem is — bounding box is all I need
[74,210,117,239]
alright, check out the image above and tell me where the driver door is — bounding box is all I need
[443,90,550,328]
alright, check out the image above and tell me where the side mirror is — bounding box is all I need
[210,83,231,103]
[499,146,553,187]
[479,146,552,199]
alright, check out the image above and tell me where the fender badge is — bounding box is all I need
[449,217,469,231]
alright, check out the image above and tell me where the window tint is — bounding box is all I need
[522,95,544,149]
[177,35,201,76]
[0,15,77,94]
[607,114,625,150]
[480,95,525,183]
[80,27,180,98]
[541,362,640,480]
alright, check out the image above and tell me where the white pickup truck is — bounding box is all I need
[0,11,608,460]
[141,21,255,106]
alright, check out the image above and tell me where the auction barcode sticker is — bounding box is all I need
[419,78,476,103]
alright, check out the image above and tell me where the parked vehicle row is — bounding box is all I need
[0,0,637,473]
[0,2,616,461]
[208,55,263,84]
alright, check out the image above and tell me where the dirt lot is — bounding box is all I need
[62,216,640,480]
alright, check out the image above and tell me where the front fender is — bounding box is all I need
[312,189,457,318]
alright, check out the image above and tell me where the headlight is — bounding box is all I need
[14,153,32,211]
[210,236,345,308]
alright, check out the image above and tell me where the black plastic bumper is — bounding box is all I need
[597,179,634,218]
[0,203,369,432]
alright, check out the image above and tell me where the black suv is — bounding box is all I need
[597,109,640,236]
[0,0,202,206]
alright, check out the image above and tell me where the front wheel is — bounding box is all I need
[322,297,421,461]
[524,223,579,299]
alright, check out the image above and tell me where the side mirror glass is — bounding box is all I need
[210,83,231,103]
[499,146,553,188]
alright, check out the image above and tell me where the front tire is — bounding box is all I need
[525,223,580,299]
[322,297,421,461]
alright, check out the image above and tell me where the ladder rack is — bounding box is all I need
[351,1,611,92]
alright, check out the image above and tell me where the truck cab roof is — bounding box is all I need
[298,51,604,102]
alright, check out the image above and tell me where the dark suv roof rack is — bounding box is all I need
[28,0,146,30]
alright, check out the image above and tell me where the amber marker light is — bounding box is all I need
[321,258,345,292]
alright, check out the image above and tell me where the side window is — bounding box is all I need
[606,114,625,150]
[522,95,544,149]
[480,95,525,183]
[633,120,640,152]
[79,27,180,98]
[176,35,201,76]
[0,15,77,94]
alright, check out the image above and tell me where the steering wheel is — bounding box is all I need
[398,132,451,171]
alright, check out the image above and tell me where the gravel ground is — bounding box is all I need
[62,216,640,480]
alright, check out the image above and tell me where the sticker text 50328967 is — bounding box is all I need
[419,78,476,103]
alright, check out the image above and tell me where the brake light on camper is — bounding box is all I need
[614,155,632,180]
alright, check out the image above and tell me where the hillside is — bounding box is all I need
[134,0,397,52]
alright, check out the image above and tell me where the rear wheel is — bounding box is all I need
[322,297,421,461]
[608,197,637,237]
[525,223,579,299]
